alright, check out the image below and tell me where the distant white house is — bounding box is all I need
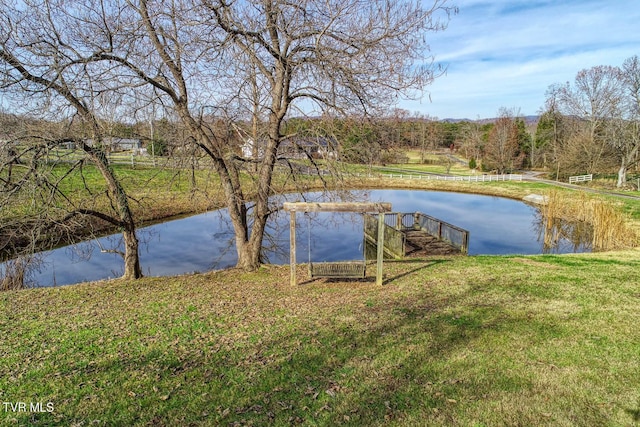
[241,136,338,160]
[240,137,264,159]
[84,137,143,153]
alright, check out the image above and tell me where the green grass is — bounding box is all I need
[2,163,220,222]
[346,161,473,177]
[382,162,473,176]
[4,156,640,424]
[400,149,472,175]
[2,161,329,251]
[2,251,640,426]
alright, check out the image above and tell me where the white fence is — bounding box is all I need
[354,172,523,183]
[569,174,593,184]
[47,151,526,182]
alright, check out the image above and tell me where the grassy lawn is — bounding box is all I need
[346,161,473,177]
[400,149,472,175]
[52,163,228,217]
[4,158,640,425]
[2,251,640,426]
[384,163,473,176]
[1,164,219,223]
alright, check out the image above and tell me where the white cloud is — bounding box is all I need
[403,0,640,118]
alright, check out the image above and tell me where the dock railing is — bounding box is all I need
[365,212,470,257]
[414,213,469,254]
[364,214,406,259]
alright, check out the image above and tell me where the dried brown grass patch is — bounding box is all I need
[542,189,639,251]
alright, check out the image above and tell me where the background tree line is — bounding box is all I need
[535,56,640,186]
[312,54,640,183]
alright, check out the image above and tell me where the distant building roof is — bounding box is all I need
[84,137,142,151]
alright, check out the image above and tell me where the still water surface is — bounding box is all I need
[25,190,589,287]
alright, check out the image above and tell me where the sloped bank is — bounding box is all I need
[2,250,640,425]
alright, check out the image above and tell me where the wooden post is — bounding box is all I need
[376,213,385,286]
[290,211,296,287]
[462,231,469,254]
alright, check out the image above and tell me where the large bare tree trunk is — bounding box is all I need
[74,143,143,279]
[617,165,627,188]
[122,227,142,279]
[87,149,142,279]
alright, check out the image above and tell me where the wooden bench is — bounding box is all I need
[309,261,366,279]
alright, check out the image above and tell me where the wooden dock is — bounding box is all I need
[364,212,469,259]
[402,229,463,256]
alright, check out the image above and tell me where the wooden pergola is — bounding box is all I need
[282,202,392,286]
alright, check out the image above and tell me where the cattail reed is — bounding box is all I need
[541,190,638,251]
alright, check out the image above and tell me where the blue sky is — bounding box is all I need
[400,0,640,119]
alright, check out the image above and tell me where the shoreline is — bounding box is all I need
[3,175,638,264]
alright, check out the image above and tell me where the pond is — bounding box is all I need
[13,189,591,287]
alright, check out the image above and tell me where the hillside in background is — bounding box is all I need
[440,115,540,125]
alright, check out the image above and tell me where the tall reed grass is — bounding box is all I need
[541,190,638,251]
[0,256,32,291]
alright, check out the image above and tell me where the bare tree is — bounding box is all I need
[554,66,623,178]
[409,113,442,163]
[0,2,142,279]
[214,0,455,269]
[459,121,485,169]
[112,0,455,270]
[539,84,587,179]
[482,108,523,174]
[539,86,562,177]
[1,0,454,274]
[612,55,640,187]
[550,62,640,187]
[0,114,52,264]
